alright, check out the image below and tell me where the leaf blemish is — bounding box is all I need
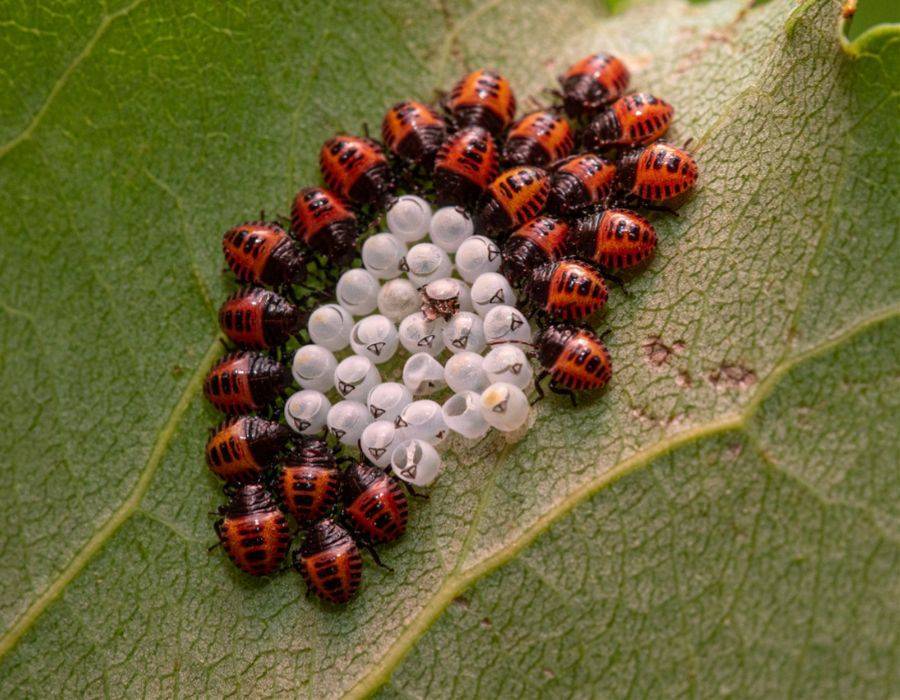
[707,364,758,390]
[642,336,682,366]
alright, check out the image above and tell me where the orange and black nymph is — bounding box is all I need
[222,221,307,288]
[319,135,393,205]
[275,440,341,524]
[524,258,608,322]
[214,483,292,576]
[545,153,617,216]
[342,461,408,544]
[446,69,517,134]
[206,415,291,483]
[290,187,359,264]
[502,216,571,279]
[559,52,630,118]
[503,111,574,167]
[478,165,550,235]
[583,93,673,149]
[294,518,363,604]
[381,100,447,168]
[533,323,613,403]
[615,142,698,203]
[433,126,499,207]
[218,287,302,350]
[571,208,657,270]
[203,351,291,415]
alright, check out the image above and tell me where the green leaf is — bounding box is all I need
[0,0,897,697]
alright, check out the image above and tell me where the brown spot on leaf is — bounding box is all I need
[643,336,675,366]
[707,364,757,390]
[451,595,470,610]
[542,668,556,679]
[480,617,492,629]
[675,370,693,388]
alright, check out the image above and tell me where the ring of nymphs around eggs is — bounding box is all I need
[207,54,699,604]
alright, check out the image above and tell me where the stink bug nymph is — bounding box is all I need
[275,439,342,523]
[206,415,291,483]
[218,286,302,350]
[583,93,674,150]
[214,483,291,576]
[294,518,363,604]
[571,208,657,270]
[342,461,409,544]
[503,111,574,167]
[446,69,517,134]
[381,100,447,168]
[479,166,550,236]
[222,221,308,288]
[559,52,630,118]
[616,142,698,203]
[524,258,609,322]
[433,126,499,207]
[546,153,617,216]
[290,187,360,264]
[320,135,394,205]
[502,216,571,279]
[534,323,613,404]
[203,351,291,415]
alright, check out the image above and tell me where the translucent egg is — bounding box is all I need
[366,382,413,423]
[333,355,381,402]
[442,311,486,354]
[308,304,354,351]
[403,243,452,287]
[291,344,338,393]
[386,195,432,243]
[326,400,372,446]
[482,304,533,346]
[377,278,421,322]
[399,313,445,357]
[429,206,474,253]
[454,235,502,284]
[442,391,490,439]
[362,233,407,280]
[422,277,473,315]
[394,399,449,444]
[391,439,442,487]
[359,420,398,468]
[444,351,489,394]
[471,272,516,316]
[284,390,331,435]
[336,268,379,316]
[349,315,399,364]
[482,344,534,390]
[480,382,530,432]
[402,353,447,396]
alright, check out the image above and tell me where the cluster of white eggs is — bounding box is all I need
[283,195,536,488]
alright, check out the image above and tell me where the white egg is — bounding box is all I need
[349,315,399,364]
[399,313,445,357]
[307,304,354,351]
[482,344,534,390]
[336,268,380,316]
[394,399,449,444]
[333,355,381,403]
[359,420,399,468]
[284,390,331,435]
[362,233,407,280]
[377,278,421,322]
[326,400,372,446]
[366,382,413,423]
[480,382,530,432]
[454,235,502,284]
[386,195,432,242]
[390,439,442,487]
[444,351,489,393]
[482,304,533,346]
[402,353,447,396]
[429,206,474,253]
[442,391,490,439]
[403,243,452,287]
[291,344,338,393]
[442,311,486,354]
[471,272,516,316]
